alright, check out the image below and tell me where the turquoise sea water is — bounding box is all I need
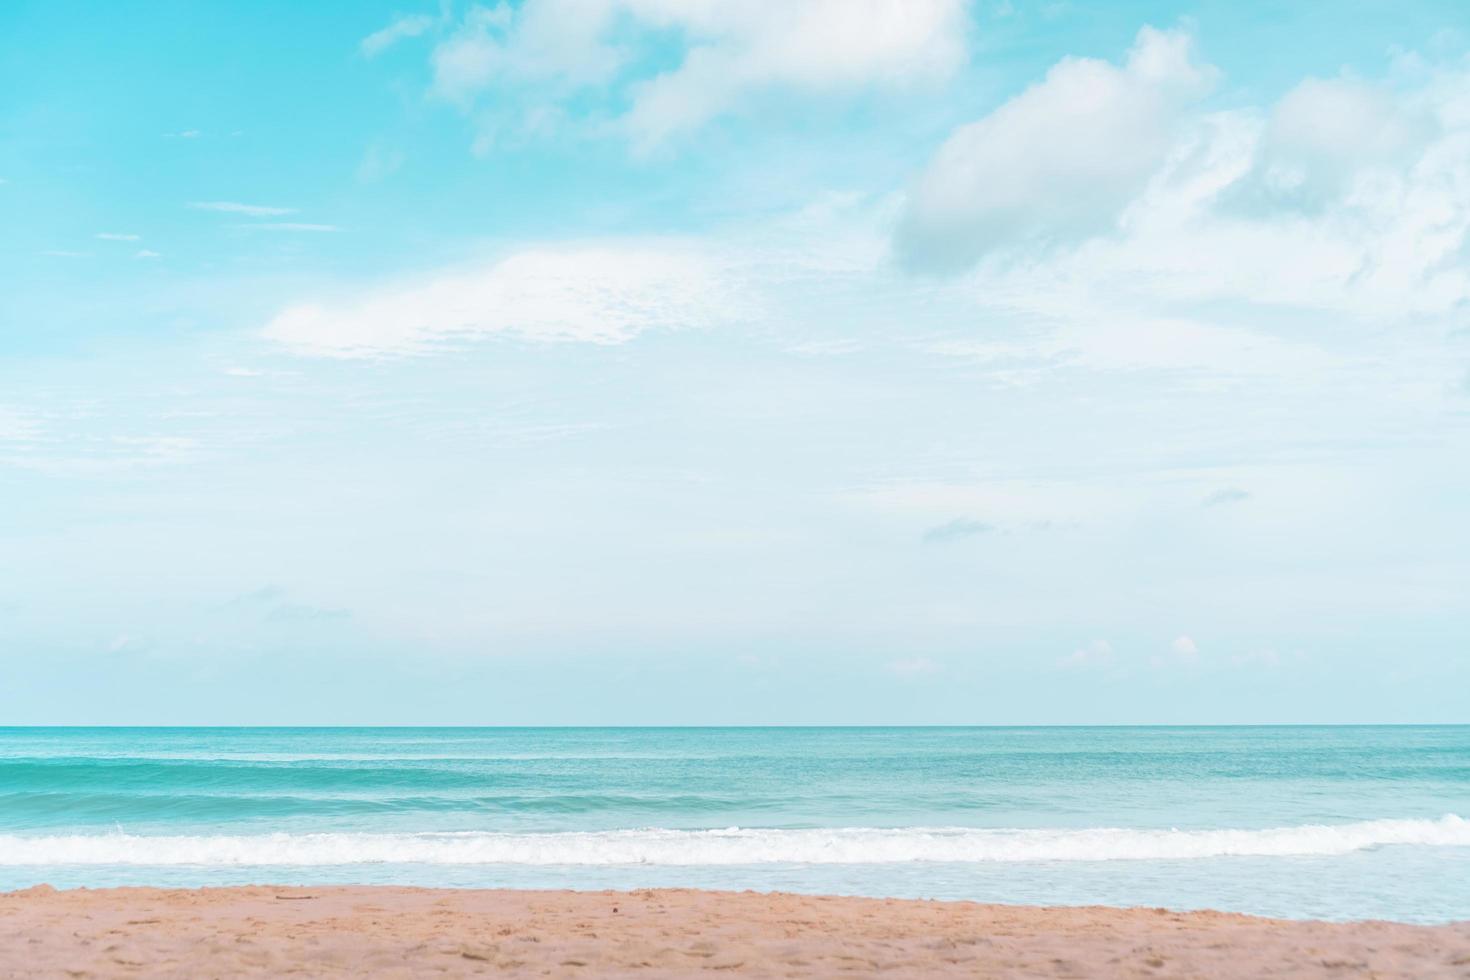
[1,726,1466,922]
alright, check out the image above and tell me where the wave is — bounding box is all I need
[0,816,1466,867]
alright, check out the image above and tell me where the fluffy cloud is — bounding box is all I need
[1152,635,1200,668]
[898,26,1470,325]
[262,243,738,356]
[896,26,1216,270]
[1253,75,1434,206]
[429,0,967,147]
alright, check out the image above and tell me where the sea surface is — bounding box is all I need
[1,726,1466,923]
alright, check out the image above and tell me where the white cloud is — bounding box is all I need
[110,435,200,460]
[189,201,296,217]
[134,249,162,259]
[893,39,1470,385]
[1058,639,1114,669]
[431,2,607,105]
[360,13,439,57]
[95,232,141,241]
[1083,92,1470,321]
[1,424,202,475]
[40,249,88,258]
[928,309,1336,378]
[0,407,42,445]
[887,655,941,677]
[1152,634,1200,668]
[262,242,739,357]
[897,26,1216,270]
[429,0,967,147]
[621,0,968,149]
[1256,75,1434,204]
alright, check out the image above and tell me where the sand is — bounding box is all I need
[2,885,1467,978]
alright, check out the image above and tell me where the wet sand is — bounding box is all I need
[2,884,1468,978]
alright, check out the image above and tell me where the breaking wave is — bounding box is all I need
[1,815,1466,866]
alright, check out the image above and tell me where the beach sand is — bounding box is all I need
[2,885,1467,978]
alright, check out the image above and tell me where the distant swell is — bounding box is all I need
[1,816,1466,867]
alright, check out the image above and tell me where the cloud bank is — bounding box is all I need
[895,25,1470,323]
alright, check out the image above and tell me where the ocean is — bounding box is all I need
[1,726,1466,923]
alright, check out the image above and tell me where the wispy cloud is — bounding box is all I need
[358,142,406,183]
[134,249,162,259]
[361,13,438,58]
[39,249,88,258]
[888,656,941,677]
[189,201,296,217]
[95,232,141,241]
[922,517,994,544]
[225,585,351,624]
[235,222,340,233]
[427,0,968,149]
[0,407,42,445]
[1204,488,1251,507]
[1,427,202,476]
[1230,649,1283,669]
[262,241,739,357]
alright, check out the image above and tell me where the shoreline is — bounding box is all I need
[3,885,1468,977]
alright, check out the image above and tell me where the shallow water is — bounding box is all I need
[1,726,1465,922]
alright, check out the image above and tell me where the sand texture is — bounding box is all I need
[2,885,1468,978]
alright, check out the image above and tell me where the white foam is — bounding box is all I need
[1,816,1466,867]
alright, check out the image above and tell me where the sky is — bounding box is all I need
[1,0,1468,724]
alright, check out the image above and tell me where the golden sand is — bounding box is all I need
[2,885,1468,978]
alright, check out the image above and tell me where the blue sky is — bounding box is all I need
[2,0,1468,724]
